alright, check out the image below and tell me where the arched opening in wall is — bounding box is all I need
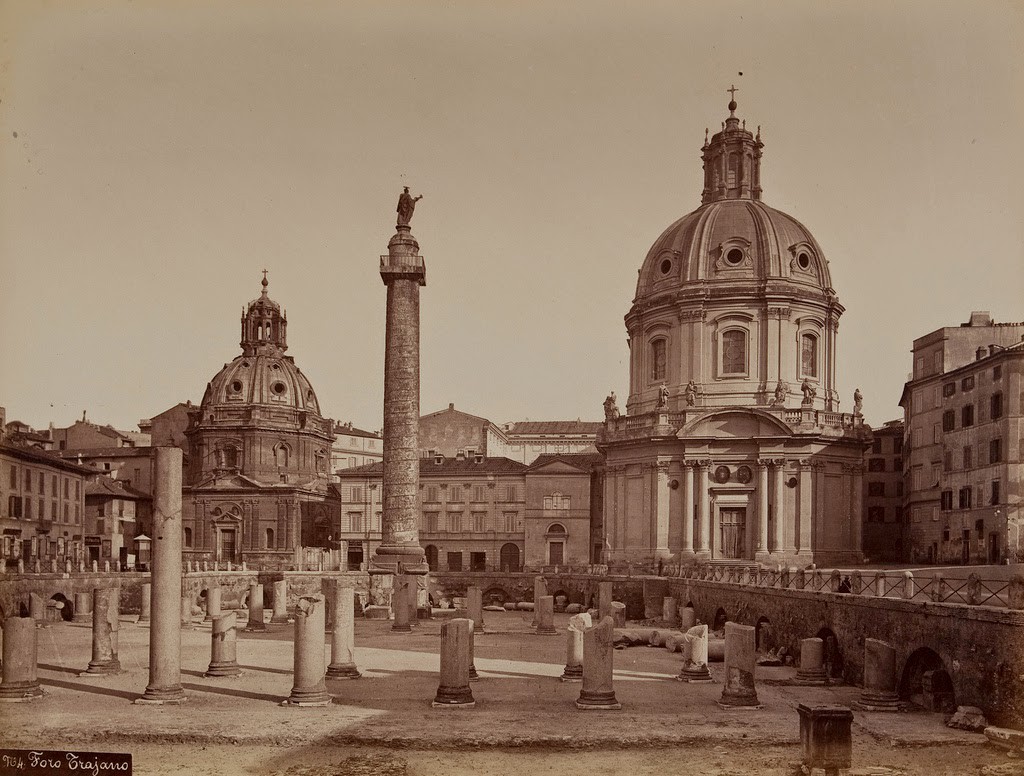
[899,647,956,713]
[482,587,510,606]
[500,543,521,572]
[815,627,844,680]
[550,589,570,611]
[51,592,74,622]
[755,616,773,652]
[712,607,728,632]
[424,545,439,572]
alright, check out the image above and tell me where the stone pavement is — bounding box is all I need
[0,610,995,759]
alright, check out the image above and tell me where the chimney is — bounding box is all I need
[967,311,992,327]
[976,347,987,361]
[448,403,454,411]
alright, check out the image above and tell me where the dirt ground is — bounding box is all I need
[1,610,1018,776]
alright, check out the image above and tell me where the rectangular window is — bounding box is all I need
[962,405,974,427]
[505,485,517,502]
[940,490,953,510]
[989,438,1003,464]
[943,450,952,471]
[931,463,941,486]
[963,446,973,469]
[446,552,462,572]
[24,499,31,519]
[503,511,517,532]
[24,469,31,489]
[896,481,904,497]
[472,486,487,502]
[446,512,462,533]
[867,482,885,497]
[63,503,69,521]
[36,472,43,494]
[942,383,956,398]
[424,512,439,532]
[52,502,57,520]
[801,333,818,378]
[895,505,904,522]
[942,410,955,432]
[871,438,883,454]
[349,486,362,502]
[75,504,80,523]
[867,506,885,522]
[63,479,69,499]
[449,486,462,503]
[472,512,487,532]
[991,480,1001,505]
[912,466,923,490]
[52,475,58,495]
[962,376,975,391]
[424,486,438,503]
[75,480,80,499]
[97,518,105,534]
[932,424,941,444]
[993,365,1002,380]
[347,512,362,532]
[958,487,972,509]
[651,338,667,380]
[893,437,903,455]
[990,393,1003,420]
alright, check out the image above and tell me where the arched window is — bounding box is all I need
[650,339,667,381]
[183,527,193,547]
[547,523,567,535]
[721,329,747,375]
[222,445,238,469]
[801,333,818,378]
[265,528,275,549]
[274,444,289,467]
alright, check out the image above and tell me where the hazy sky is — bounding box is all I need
[1,0,1022,434]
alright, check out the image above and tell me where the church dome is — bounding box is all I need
[635,198,834,303]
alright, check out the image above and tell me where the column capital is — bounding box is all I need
[768,306,791,320]
[693,458,712,469]
[655,461,673,473]
[797,458,813,468]
[770,457,787,467]
[756,458,772,469]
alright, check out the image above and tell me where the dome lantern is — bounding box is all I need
[701,87,764,204]
[240,270,288,356]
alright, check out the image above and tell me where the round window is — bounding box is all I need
[241,361,250,368]
[797,252,811,270]
[271,381,287,395]
[714,465,731,484]
[230,380,243,393]
[726,248,744,266]
[660,259,672,275]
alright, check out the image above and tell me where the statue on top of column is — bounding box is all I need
[396,186,423,226]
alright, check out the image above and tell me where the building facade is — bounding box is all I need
[83,477,147,568]
[862,420,905,563]
[598,97,870,569]
[331,422,383,472]
[899,315,1023,564]
[181,276,339,569]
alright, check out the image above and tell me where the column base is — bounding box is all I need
[469,664,479,681]
[363,606,391,620]
[270,614,291,624]
[855,692,900,712]
[678,663,713,683]
[136,616,150,624]
[0,683,44,702]
[433,685,475,707]
[717,698,762,709]
[695,550,712,561]
[575,690,621,711]
[244,622,267,632]
[326,663,361,679]
[204,662,242,677]
[391,622,412,633]
[137,685,187,704]
[432,699,475,709]
[795,669,827,685]
[754,551,773,565]
[536,626,558,635]
[282,687,331,706]
[560,665,583,682]
[82,660,122,676]
[281,697,332,707]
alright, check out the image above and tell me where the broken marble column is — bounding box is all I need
[432,618,474,708]
[137,582,151,624]
[796,637,827,685]
[857,638,899,711]
[677,623,713,682]
[467,586,484,633]
[73,591,92,624]
[138,447,187,704]
[204,612,241,677]
[679,606,696,632]
[283,595,330,706]
[326,580,360,679]
[204,586,222,622]
[392,574,412,633]
[0,617,44,702]
[662,597,677,625]
[85,588,121,674]
[29,593,47,626]
[598,580,613,620]
[468,618,479,681]
[719,622,759,707]
[536,595,557,635]
[245,583,265,632]
[561,612,591,682]
[531,576,547,626]
[576,615,620,710]
[271,579,290,624]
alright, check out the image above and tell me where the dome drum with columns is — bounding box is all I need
[598,95,870,570]
[181,275,340,570]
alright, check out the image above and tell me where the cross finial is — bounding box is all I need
[261,269,269,293]
[727,84,738,101]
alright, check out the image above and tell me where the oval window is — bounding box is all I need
[736,465,753,484]
[230,380,243,393]
[271,381,287,395]
[660,259,672,275]
[726,248,744,265]
[797,252,811,270]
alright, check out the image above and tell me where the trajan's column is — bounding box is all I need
[368,188,429,615]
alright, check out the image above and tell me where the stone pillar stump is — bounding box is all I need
[137,582,151,624]
[0,617,44,702]
[326,580,360,679]
[73,592,92,624]
[282,595,331,706]
[271,579,290,624]
[84,588,121,675]
[245,584,266,632]
[536,595,557,635]
[576,616,621,710]
[205,612,241,677]
[855,638,899,711]
[561,612,591,682]
[796,637,827,685]
[677,624,713,682]
[432,619,474,708]
[718,622,759,708]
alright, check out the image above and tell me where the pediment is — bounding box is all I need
[190,471,264,490]
[680,409,791,439]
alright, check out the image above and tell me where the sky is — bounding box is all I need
[1,0,1022,434]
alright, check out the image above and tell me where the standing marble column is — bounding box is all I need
[756,460,770,558]
[536,595,557,635]
[856,638,899,711]
[282,595,330,706]
[597,580,613,621]
[466,586,484,633]
[137,582,151,624]
[137,444,187,704]
[432,619,474,708]
[468,619,479,681]
[73,591,92,624]
[326,580,360,679]
[654,462,671,557]
[719,622,760,707]
[696,461,711,556]
[797,460,813,557]
[677,624,712,682]
[532,576,547,626]
[681,463,695,557]
[271,579,289,623]
[245,583,266,632]
[371,213,430,606]
[561,612,591,682]
[84,588,120,675]
[796,637,826,685]
[204,612,241,677]
[180,595,193,628]
[204,586,222,622]
[576,616,621,710]
[772,460,786,555]
[0,617,44,701]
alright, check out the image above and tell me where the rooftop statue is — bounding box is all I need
[396,186,423,226]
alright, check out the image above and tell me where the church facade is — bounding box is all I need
[181,276,339,569]
[597,97,871,569]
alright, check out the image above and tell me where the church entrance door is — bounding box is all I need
[720,508,746,559]
[219,529,237,563]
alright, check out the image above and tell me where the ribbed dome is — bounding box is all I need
[200,354,321,415]
[635,199,834,303]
